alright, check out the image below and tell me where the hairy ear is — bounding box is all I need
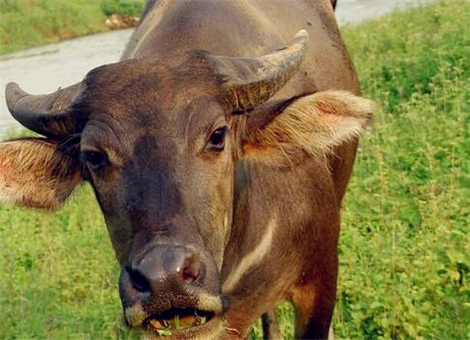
[242,90,375,167]
[0,138,83,209]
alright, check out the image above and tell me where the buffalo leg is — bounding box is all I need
[261,310,283,340]
[291,250,338,340]
[291,283,335,339]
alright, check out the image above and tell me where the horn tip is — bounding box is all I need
[6,82,20,93]
[5,82,28,110]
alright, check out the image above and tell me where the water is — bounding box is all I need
[0,0,437,137]
[0,29,133,136]
[335,0,434,25]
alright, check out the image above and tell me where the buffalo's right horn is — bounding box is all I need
[5,82,85,139]
[209,29,309,112]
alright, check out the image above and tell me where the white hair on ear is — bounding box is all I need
[243,90,375,167]
[0,139,82,209]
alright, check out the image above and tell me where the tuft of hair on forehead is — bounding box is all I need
[0,138,82,209]
[242,90,375,168]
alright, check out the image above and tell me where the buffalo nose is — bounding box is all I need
[122,245,205,302]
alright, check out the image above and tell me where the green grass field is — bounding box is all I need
[1,1,469,339]
[0,0,144,54]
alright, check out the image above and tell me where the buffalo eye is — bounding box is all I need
[207,126,228,152]
[83,150,107,170]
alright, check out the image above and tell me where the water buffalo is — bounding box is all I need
[0,0,374,339]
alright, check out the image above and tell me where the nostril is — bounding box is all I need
[126,265,151,293]
[180,255,203,283]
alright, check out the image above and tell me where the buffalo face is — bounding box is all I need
[76,57,238,337]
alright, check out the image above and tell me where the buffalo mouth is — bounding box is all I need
[144,308,216,336]
[124,293,226,339]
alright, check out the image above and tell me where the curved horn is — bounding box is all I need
[209,29,309,112]
[5,82,85,139]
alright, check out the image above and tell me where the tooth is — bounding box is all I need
[179,315,197,328]
[149,319,165,330]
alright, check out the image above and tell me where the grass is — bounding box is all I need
[331,1,470,339]
[1,0,469,339]
[0,0,144,54]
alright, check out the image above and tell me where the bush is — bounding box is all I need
[101,0,144,17]
[0,0,144,54]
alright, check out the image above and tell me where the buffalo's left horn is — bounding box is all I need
[209,29,309,112]
[5,82,85,139]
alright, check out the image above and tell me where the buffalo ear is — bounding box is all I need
[241,90,375,167]
[0,138,83,209]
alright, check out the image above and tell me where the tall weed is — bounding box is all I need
[334,1,470,339]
